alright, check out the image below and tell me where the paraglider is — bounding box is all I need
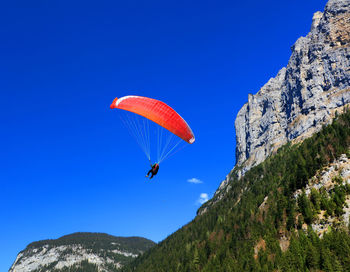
[146,163,160,179]
[110,95,195,178]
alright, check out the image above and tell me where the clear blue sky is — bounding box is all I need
[1,0,327,270]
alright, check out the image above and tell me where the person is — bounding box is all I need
[146,163,159,179]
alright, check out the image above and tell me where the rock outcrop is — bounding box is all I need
[234,0,350,177]
[10,244,125,272]
[294,154,350,238]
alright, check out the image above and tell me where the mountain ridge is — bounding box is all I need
[9,232,155,272]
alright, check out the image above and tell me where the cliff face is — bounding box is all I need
[235,0,350,177]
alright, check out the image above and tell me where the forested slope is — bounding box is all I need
[122,109,350,272]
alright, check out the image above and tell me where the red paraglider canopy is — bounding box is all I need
[110,95,195,144]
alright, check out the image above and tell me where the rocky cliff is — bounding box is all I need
[204,0,350,211]
[234,0,350,177]
[9,232,155,272]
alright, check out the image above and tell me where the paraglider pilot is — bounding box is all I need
[146,163,159,179]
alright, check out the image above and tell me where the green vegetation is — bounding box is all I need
[26,232,155,255]
[122,109,350,272]
[32,260,101,272]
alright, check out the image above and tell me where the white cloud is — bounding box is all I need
[187,178,203,184]
[197,193,209,204]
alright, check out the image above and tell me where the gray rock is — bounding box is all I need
[213,0,350,202]
[235,0,350,177]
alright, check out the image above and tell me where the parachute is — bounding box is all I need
[110,95,195,163]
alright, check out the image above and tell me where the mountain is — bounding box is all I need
[9,232,155,272]
[205,0,350,210]
[122,103,350,272]
[234,0,349,176]
[118,0,350,271]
